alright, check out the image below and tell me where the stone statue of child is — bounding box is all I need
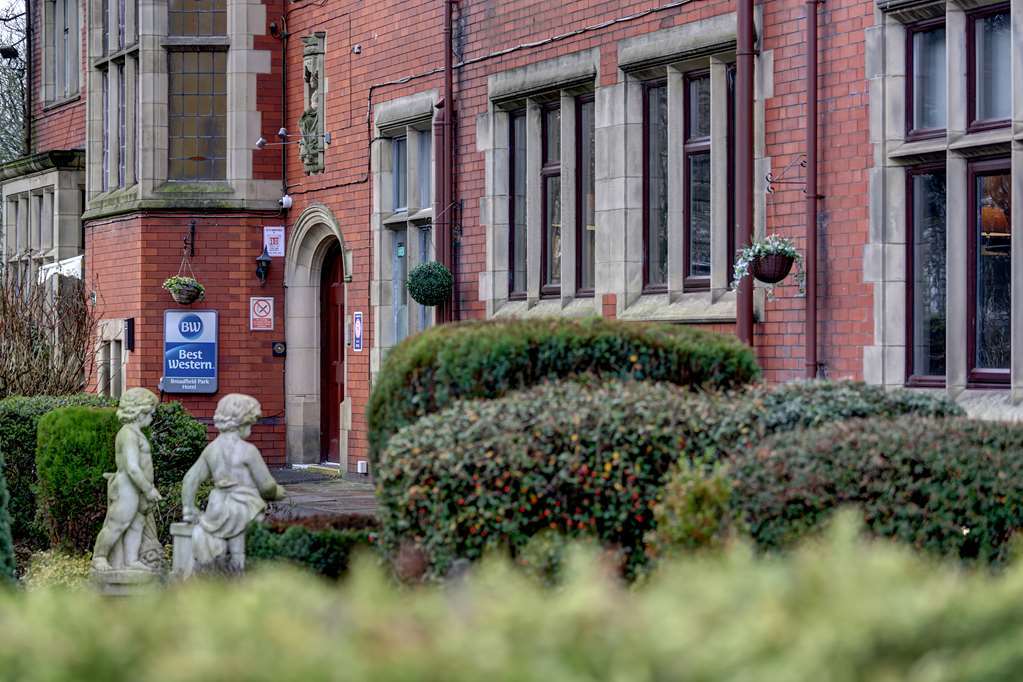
[181,394,286,571]
[92,388,164,573]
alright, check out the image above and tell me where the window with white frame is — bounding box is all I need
[868,0,1018,394]
[43,0,79,103]
[92,0,137,191]
[380,121,435,346]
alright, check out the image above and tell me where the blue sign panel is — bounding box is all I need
[162,310,218,394]
[353,311,363,352]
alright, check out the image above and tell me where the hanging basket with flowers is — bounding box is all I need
[163,275,206,305]
[732,234,803,288]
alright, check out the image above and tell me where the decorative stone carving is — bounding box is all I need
[91,388,164,593]
[299,32,327,175]
[178,394,286,575]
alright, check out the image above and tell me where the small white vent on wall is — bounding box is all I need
[356,460,369,475]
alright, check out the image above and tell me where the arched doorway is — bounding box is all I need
[319,243,344,463]
[284,204,348,466]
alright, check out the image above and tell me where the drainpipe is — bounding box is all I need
[805,0,819,378]
[435,0,456,323]
[735,0,754,346]
[24,0,32,155]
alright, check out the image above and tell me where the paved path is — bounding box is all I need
[268,474,378,519]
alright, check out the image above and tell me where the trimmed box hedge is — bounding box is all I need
[366,318,760,463]
[0,394,115,546]
[0,452,12,584]
[247,514,379,579]
[8,517,1023,680]
[731,416,1023,565]
[0,394,207,548]
[377,379,963,578]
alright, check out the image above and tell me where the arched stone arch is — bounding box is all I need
[284,203,349,466]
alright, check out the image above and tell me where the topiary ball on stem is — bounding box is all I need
[406,261,453,307]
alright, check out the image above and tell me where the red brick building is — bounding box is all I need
[3,0,1016,471]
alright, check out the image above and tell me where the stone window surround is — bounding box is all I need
[96,318,128,398]
[1,164,85,286]
[865,0,1023,417]
[476,14,770,323]
[83,0,279,219]
[42,0,81,106]
[369,90,437,378]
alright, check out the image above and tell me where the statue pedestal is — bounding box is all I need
[171,522,195,579]
[90,568,160,596]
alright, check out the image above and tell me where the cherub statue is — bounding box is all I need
[181,394,286,571]
[92,388,164,573]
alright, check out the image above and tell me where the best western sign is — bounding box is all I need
[161,310,218,394]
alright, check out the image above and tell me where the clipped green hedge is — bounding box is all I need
[379,379,963,579]
[35,407,121,553]
[0,394,207,548]
[367,318,760,462]
[732,416,1023,564]
[247,514,379,579]
[0,394,115,546]
[0,452,13,584]
[10,517,1023,680]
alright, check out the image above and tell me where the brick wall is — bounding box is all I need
[85,212,288,465]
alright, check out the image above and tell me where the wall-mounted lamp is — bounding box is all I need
[256,246,272,285]
[254,127,331,150]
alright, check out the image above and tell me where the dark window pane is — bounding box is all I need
[974,171,1011,369]
[545,174,561,287]
[579,99,596,291]
[912,27,946,131]
[392,136,407,211]
[168,49,226,180]
[911,172,947,377]
[687,152,711,278]
[544,107,560,165]
[117,64,125,188]
[975,12,1010,122]
[169,0,226,36]
[510,111,527,295]
[688,75,711,139]
[101,70,109,191]
[646,84,668,288]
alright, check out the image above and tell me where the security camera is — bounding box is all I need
[278,194,293,210]
[277,127,288,141]
[255,136,267,150]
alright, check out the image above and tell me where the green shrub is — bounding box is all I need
[367,317,759,463]
[378,380,692,579]
[8,516,1023,680]
[0,451,12,584]
[247,514,379,579]
[34,407,121,552]
[0,395,207,548]
[0,394,115,546]
[645,459,740,561]
[378,379,961,578]
[679,379,964,461]
[732,416,1023,564]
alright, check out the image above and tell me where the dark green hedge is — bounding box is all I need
[0,394,115,546]
[367,318,760,462]
[378,379,963,579]
[0,450,13,584]
[0,394,207,548]
[35,407,122,552]
[247,514,379,579]
[731,416,1023,564]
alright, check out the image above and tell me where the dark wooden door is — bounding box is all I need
[320,245,344,463]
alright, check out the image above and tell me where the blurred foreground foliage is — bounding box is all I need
[5,513,1023,681]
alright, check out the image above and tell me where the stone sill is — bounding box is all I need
[493,296,600,319]
[617,290,737,324]
[42,94,81,112]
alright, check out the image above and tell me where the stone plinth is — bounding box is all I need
[171,521,195,580]
[90,568,161,596]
